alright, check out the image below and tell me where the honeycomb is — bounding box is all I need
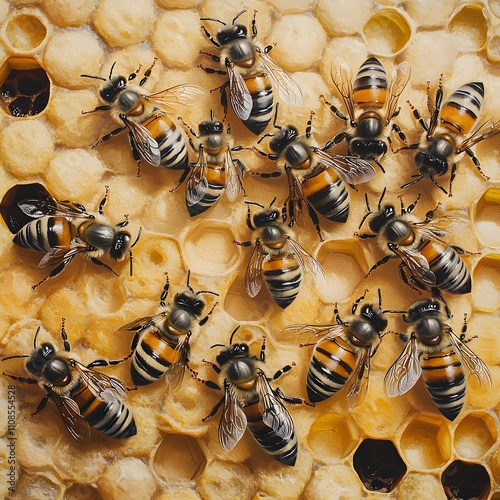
[0,0,499,499]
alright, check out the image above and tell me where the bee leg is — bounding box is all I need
[199,51,221,63]
[125,131,142,177]
[271,362,295,381]
[431,287,452,318]
[97,186,110,215]
[159,273,170,307]
[323,132,349,151]
[89,257,120,278]
[170,163,194,193]
[391,123,407,144]
[86,351,133,370]
[406,100,429,133]
[138,58,157,87]
[319,95,350,125]
[274,386,315,407]
[259,336,267,362]
[81,104,112,115]
[200,26,221,48]
[2,372,38,385]
[31,394,51,417]
[394,142,420,154]
[371,157,386,174]
[334,303,344,324]
[32,257,75,290]
[251,10,258,39]
[363,255,391,279]
[448,162,457,197]
[59,318,71,352]
[199,301,218,326]
[245,203,255,230]
[465,149,490,181]
[92,126,126,148]
[354,231,377,239]
[401,192,421,215]
[202,396,225,422]
[178,117,199,149]
[305,110,315,139]
[398,263,424,295]
[198,63,226,76]
[351,289,369,315]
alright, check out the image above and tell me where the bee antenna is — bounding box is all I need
[197,290,219,297]
[2,354,30,362]
[210,343,226,349]
[80,74,107,81]
[232,9,247,24]
[269,197,277,207]
[377,288,383,310]
[377,187,387,211]
[210,109,214,121]
[257,133,274,144]
[33,326,41,349]
[108,61,117,80]
[131,227,142,248]
[245,201,265,209]
[200,17,226,25]
[229,325,241,345]
[186,269,194,293]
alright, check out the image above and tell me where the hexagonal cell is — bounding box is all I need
[315,240,367,302]
[399,414,452,470]
[353,439,407,492]
[181,220,239,277]
[65,484,103,500]
[2,12,48,52]
[447,3,488,51]
[362,9,412,56]
[472,188,500,249]
[489,0,500,17]
[472,254,500,313]
[0,57,50,117]
[224,274,272,321]
[153,433,207,485]
[441,460,491,500]
[307,413,360,462]
[454,411,498,460]
[15,473,62,499]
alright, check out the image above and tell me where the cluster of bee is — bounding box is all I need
[0,10,495,467]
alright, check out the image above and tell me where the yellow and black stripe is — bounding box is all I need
[262,252,301,309]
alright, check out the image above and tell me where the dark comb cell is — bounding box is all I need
[442,460,491,500]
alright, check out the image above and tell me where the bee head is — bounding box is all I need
[26,343,55,376]
[199,119,224,136]
[100,76,127,104]
[368,205,396,233]
[174,291,206,316]
[110,231,132,260]
[404,299,442,324]
[217,23,247,45]
[359,304,388,333]
[268,126,298,154]
[253,208,280,228]
[215,343,249,367]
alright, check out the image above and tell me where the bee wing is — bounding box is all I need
[447,327,492,387]
[164,335,191,392]
[344,346,371,409]
[286,235,326,286]
[331,62,355,123]
[386,61,411,121]
[122,118,161,167]
[117,313,165,332]
[259,372,294,440]
[413,216,468,239]
[224,149,243,202]
[390,245,436,286]
[256,47,303,106]
[227,64,253,121]
[384,336,422,397]
[313,148,377,185]
[74,360,127,399]
[186,148,209,206]
[245,240,264,298]
[218,383,247,451]
[458,118,500,152]
[280,323,345,343]
[38,244,89,268]
[284,167,314,226]
[144,84,205,111]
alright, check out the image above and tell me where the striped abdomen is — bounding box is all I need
[440,82,484,136]
[243,397,297,465]
[187,161,226,216]
[262,252,301,309]
[143,111,188,170]
[71,377,137,438]
[419,239,471,294]
[131,327,182,386]
[307,336,356,403]
[301,165,350,223]
[353,57,388,109]
[421,348,466,421]
[242,72,273,135]
[13,216,74,252]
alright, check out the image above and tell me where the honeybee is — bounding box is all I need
[402,79,500,196]
[81,58,204,176]
[117,272,218,387]
[236,201,326,309]
[322,56,411,171]
[195,327,309,465]
[384,299,492,421]
[357,189,471,306]
[282,289,388,406]
[2,320,137,440]
[0,183,141,289]
[199,10,303,135]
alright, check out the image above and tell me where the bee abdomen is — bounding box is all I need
[302,167,350,223]
[262,254,301,309]
[187,164,225,216]
[14,217,73,252]
[421,350,466,421]
[353,57,388,109]
[307,337,356,402]
[243,73,274,135]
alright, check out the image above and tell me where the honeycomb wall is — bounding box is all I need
[0,1,499,499]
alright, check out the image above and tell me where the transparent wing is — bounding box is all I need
[259,373,294,440]
[344,346,371,409]
[227,64,252,120]
[164,335,191,391]
[280,322,345,343]
[390,245,436,286]
[74,360,127,399]
[331,62,355,122]
[224,149,243,202]
[186,148,209,206]
[386,61,411,122]
[117,312,166,332]
[384,336,422,397]
[286,235,326,285]
[123,118,161,167]
[218,383,247,451]
[447,327,492,387]
[245,241,264,298]
[413,216,469,240]
[313,148,377,185]
[144,84,205,111]
[38,244,88,268]
[458,118,500,152]
[256,47,303,106]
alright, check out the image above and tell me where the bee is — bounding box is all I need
[2,320,137,440]
[117,272,218,387]
[0,183,141,289]
[282,289,388,405]
[81,58,204,176]
[236,200,326,309]
[199,9,303,135]
[384,299,492,421]
[195,327,310,465]
[321,56,411,171]
[401,79,500,196]
[253,107,376,239]
[357,188,472,308]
